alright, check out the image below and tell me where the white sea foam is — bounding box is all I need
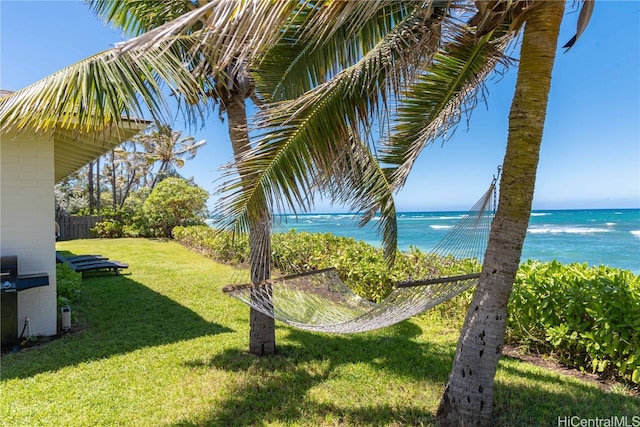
[530,212,551,217]
[528,226,613,234]
[631,230,640,238]
[431,225,454,230]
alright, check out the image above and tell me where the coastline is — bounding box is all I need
[209,208,640,274]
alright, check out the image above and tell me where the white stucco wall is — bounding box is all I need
[1,130,57,337]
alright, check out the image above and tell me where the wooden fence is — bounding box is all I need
[56,215,104,241]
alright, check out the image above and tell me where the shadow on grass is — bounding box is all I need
[175,321,450,426]
[1,273,233,381]
[173,322,640,426]
[491,361,640,426]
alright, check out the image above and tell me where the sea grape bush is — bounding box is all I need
[143,178,208,237]
[508,260,640,384]
[173,227,479,302]
[174,225,250,264]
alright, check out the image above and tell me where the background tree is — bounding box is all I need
[54,123,204,217]
[143,177,209,238]
[111,142,153,209]
[55,170,89,215]
[132,123,206,189]
[87,160,95,214]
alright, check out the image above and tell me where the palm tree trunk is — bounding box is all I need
[436,2,564,425]
[226,92,276,356]
[96,157,101,214]
[88,161,95,214]
[111,149,118,209]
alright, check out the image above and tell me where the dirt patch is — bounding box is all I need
[502,344,636,395]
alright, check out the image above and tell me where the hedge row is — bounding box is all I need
[508,260,639,384]
[173,225,639,384]
[173,225,478,302]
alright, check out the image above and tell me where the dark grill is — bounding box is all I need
[1,255,49,350]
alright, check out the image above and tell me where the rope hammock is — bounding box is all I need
[223,172,499,334]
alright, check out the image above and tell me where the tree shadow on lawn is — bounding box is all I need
[491,361,640,426]
[1,274,233,380]
[173,321,640,426]
[174,321,450,426]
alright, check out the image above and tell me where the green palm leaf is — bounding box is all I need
[0,38,205,134]
[215,5,447,259]
[254,1,417,102]
[89,0,200,36]
[384,26,515,189]
[109,0,300,80]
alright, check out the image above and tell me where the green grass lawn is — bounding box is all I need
[1,239,637,426]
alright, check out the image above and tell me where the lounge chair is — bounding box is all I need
[64,254,108,263]
[56,252,128,275]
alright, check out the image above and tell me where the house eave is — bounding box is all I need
[1,88,150,182]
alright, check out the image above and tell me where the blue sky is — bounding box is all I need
[1,1,639,212]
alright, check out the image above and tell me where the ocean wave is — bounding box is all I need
[631,230,640,238]
[528,226,613,234]
[430,225,454,230]
[398,215,464,221]
[530,212,551,217]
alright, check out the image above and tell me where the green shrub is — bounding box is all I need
[143,178,208,238]
[56,263,82,310]
[173,226,250,264]
[91,204,149,238]
[508,260,640,384]
[174,227,478,303]
[92,218,124,238]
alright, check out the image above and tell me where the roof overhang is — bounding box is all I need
[52,121,149,182]
[1,89,150,182]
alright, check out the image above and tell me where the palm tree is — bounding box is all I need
[111,142,153,208]
[87,0,301,355]
[86,0,444,355]
[133,123,206,188]
[436,1,567,424]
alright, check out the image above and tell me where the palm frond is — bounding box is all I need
[214,5,447,259]
[111,0,299,79]
[253,2,419,103]
[89,0,200,36]
[313,129,399,262]
[383,24,516,190]
[0,38,208,135]
[563,0,595,51]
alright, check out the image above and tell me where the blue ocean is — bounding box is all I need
[271,209,640,274]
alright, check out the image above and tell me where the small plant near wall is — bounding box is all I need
[55,263,82,324]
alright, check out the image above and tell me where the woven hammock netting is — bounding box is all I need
[223,175,498,334]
